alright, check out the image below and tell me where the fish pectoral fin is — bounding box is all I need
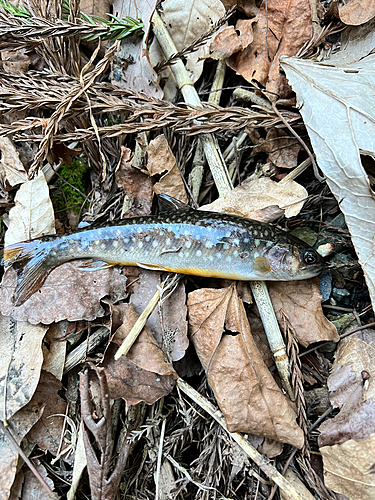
[253,256,272,274]
[77,259,115,271]
[157,193,191,213]
[136,262,167,271]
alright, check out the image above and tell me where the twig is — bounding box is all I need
[177,378,309,500]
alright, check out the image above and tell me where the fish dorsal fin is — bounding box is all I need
[157,194,191,213]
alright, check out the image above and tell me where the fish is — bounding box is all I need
[3,195,324,306]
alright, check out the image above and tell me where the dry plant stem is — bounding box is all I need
[0,420,54,496]
[155,418,166,500]
[152,11,233,198]
[64,327,110,374]
[152,10,293,397]
[115,287,160,360]
[177,378,308,500]
[279,158,312,184]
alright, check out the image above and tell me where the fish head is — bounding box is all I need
[255,235,325,280]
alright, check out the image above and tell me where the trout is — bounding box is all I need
[3,195,324,306]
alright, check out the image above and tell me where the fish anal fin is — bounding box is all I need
[157,194,191,213]
[136,262,167,271]
[77,259,115,271]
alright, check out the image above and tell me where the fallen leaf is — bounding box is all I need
[0,262,127,325]
[109,0,162,98]
[188,285,304,447]
[320,432,375,500]
[319,337,375,447]
[150,0,225,84]
[329,15,375,65]
[210,20,254,59]
[339,0,375,26]
[146,134,188,203]
[115,146,153,217]
[42,322,67,381]
[4,170,55,247]
[280,469,316,500]
[250,128,302,169]
[268,279,339,347]
[101,304,177,406]
[0,314,47,421]
[227,0,312,97]
[200,177,307,220]
[66,421,87,500]
[221,0,259,18]
[131,270,189,362]
[26,371,67,459]
[281,53,375,309]
[21,459,56,499]
[0,137,27,186]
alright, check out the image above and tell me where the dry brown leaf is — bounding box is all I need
[146,134,188,203]
[339,0,375,26]
[319,337,375,447]
[227,0,312,97]
[210,20,255,59]
[188,285,304,447]
[131,270,188,361]
[320,432,375,500]
[42,322,67,381]
[200,177,307,220]
[21,459,56,500]
[221,0,259,18]
[268,279,339,347]
[0,262,127,325]
[101,304,177,406]
[0,314,47,421]
[0,398,42,500]
[0,137,27,186]
[115,146,153,217]
[26,371,67,459]
[250,128,302,169]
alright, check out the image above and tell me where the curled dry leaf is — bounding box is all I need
[227,0,312,97]
[320,432,375,500]
[131,270,189,361]
[26,371,67,459]
[146,134,188,203]
[116,146,153,217]
[0,314,47,421]
[0,263,127,325]
[200,177,307,221]
[101,304,177,407]
[319,336,375,447]
[339,0,375,26]
[188,285,304,447]
[268,279,339,347]
[249,128,302,169]
[0,137,27,186]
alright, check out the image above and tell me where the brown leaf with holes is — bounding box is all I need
[101,303,177,406]
[115,146,153,217]
[188,285,304,447]
[319,336,375,448]
[227,0,312,98]
[339,0,375,26]
[268,279,339,347]
[146,134,188,203]
[0,262,127,325]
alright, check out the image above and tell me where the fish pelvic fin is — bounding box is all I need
[3,240,53,306]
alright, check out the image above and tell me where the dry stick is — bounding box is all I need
[177,378,309,500]
[152,10,294,400]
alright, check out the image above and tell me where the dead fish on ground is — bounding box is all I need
[3,195,324,306]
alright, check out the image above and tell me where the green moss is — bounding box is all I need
[53,159,89,218]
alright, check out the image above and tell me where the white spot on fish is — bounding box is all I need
[166,238,171,246]
[124,237,129,244]
[264,230,268,237]
[185,241,192,249]
[216,252,222,259]
[146,235,151,242]
[196,249,202,257]
[233,250,238,257]
[226,256,232,262]
[244,238,250,244]
[233,239,240,246]
[255,239,260,247]
[113,241,119,248]
[205,241,213,249]
[225,231,231,238]
[101,243,106,249]
[152,240,158,248]
[223,243,230,250]
[208,255,214,262]
[138,241,143,249]
[253,230,258,236]
[95,240,101,245]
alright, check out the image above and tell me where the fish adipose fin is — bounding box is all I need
[3,240,54,306]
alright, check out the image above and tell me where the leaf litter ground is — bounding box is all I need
[0,1,374,499]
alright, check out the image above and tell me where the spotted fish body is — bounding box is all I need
[3,208,324,306]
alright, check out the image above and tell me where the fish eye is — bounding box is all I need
[303,249,317,265]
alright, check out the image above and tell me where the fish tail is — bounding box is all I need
[3,240,54,306]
